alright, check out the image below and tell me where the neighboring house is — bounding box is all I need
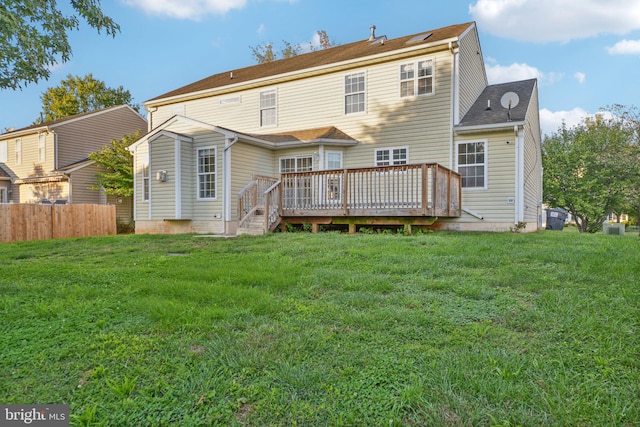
[0,105,147,223]
[129,22,542,235]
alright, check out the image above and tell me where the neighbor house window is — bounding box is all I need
[457,141,487,189]
[15,139,21,165]
[400,59,434,97]
[345,72,365,114]
[197,147,217,199]
[260,89,277,127]
[0,142,7,162]
[0,188,6,203]
[375,147,408,166]
[38,133,46,162]
[142,153,150,202]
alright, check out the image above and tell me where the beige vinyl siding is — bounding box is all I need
[68,164,101,204]
[17,181,69,203]
[192,133,225,221]
[522,85,542,225]
[457,26,488,120]
[456,131,516,223]
[55,107,146,168]
[0,133,55,180]
[231,142,274,220]
[133,142,149,219]
[149,135,176,220]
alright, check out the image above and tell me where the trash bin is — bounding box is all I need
[545,208,567,230]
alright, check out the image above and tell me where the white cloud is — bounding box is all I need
[574,72,586,84]
[540,107,592,137]
[123,0,247,20]
[486,62,562,86]
[607,39,640,55]
[257,24,266,36]
[469,0,640,42]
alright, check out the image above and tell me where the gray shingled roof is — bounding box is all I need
[457,79,537,128]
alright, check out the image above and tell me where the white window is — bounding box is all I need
[142,153,150,202]
[375,147,408,166]
[197,147,217,199]
[280,156,313,173]
[15,139,21,165]
[325,151,343,170]
[457,141,487,189]
[400,59,434,97]
[345,72,365,114]
[0,142,7,162]
[260,89,277,127]
[38,133,46,162]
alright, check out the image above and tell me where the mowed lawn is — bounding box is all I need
[0,230,638,426]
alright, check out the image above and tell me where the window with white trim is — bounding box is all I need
[375,147,408,166]
[400,59,433,97]
[15,139,21,165]
[325,151,342,170]
[38,133,46,162]
[0,142,7,162]
[325,152,343,204]
[457,141,486,189]
[260,89,277,127]
[197,147,217,199]
[142,152,150,202]
[280,156,313,173]
[344,72,365,114]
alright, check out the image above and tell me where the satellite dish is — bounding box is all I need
[500,92,520,109]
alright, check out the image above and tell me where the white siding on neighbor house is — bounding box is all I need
[522,85,542,226]
[133,142,149,220]
[457,26,487,121]
[454,130,517,224]
[55,107,147,168]
[151,49,456,171]
[69,164,102,204]
[149,135,176,220]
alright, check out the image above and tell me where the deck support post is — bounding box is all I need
[349,223,356,234]
[312,223,320,233]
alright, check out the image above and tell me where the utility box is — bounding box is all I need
[603,222,625,236]
[545,208,567,230]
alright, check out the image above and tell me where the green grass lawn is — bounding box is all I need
[0,231,638,426]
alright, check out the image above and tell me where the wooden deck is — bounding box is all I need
[238,163,461,234]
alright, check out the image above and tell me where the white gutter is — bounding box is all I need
[223,136,239,234]
[454,121,525,134]
[515,125,525,224]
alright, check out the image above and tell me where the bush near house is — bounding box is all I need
[0,232,638,426]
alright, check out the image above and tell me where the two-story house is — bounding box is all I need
[0,105,147,222]
[128,22,542,235]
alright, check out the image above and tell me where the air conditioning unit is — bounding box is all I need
[603,222,625,236]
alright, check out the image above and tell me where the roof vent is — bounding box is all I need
[369,25,376,41]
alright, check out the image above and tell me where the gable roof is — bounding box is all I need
[0,164,10,180]
[0,105,143,138]
[455,79,537,131]
[147,22,474,105]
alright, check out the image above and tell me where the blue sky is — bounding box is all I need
[2,0,640,137]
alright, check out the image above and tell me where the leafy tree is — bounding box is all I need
[250,30,335,64]
[88,131,140,198]
[0,0,119,90]
[39,74,139,122]
[543,105,640,233]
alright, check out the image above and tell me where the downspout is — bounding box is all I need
[515,125,525,224]
[449,41,460,169]
[51,130,58,170]
[223,136,239,235]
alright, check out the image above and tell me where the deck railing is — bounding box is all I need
[280,163,461,218]
[237,175,278,229]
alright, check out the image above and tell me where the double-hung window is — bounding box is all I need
[197,147,217,199]
[142,153,150,202]
[38,133,46,162]
[0,142,7,163]
[400,59,434,97]
[345,72,365,114]
[15,139,21,165]
[375,147,408,166]
[457,141,487,189]
[260,89,277,127]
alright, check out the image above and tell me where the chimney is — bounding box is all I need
[369,25,376,41]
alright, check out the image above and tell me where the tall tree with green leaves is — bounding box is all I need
[543,105,640,233]
[88,131,139,198]
[39,74,138,122]
[0,0,119,90]
[250,30,335,64]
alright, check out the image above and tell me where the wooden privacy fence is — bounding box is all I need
[0,204,116,243]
